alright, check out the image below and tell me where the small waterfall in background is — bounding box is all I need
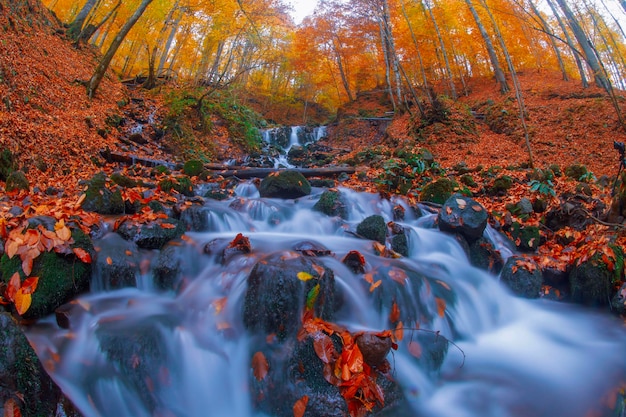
[261,125,328,168]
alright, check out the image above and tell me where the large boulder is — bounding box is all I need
[5,170,29,192]
[420,178,458,204]
[356,215,387,244]
[500,256,543,298]
[438,194,488,243]
[81,172,125,215]
[243,251,335,340]
[0,225,93,320]
[569,246,623,307]
[116,218,185,249]
[313,189,349,219]
[468,237,504,274]
[259,170,311,199]
[0,313,61,417]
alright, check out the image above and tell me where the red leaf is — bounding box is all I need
[251,351,269,381]
[160,222,176,229]
[313,332,337,364]
[4,398,22,417]
[6,273,20,302]
[436,297,446,318]
[293,395,309,417]
[408,341,422,358]
[73,248,92,263]
[389,301,400,323]
[20,277,39,295]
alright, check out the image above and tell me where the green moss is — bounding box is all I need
[183,160,204,177]
[110,172,138,188]
[564,164,588,181]
[82,172,125,214]
[0,148,16,181]
[5,170,29,191]
[420,178,458,205]
[356,215,387,244]
[313,190,348,218]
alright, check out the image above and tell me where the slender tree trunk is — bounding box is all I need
[87,0,154,98]
[425,0,457,99]
[464,0,510,93]
[554,0,611,92]
[68,0,97,40]
[379,19,397,111]
[528,0,568,80]
[381,0,403,110]
[545,0,589,87]
[477,0,534,167]
[400,0,431,103]
[332,38,354,101]
[157,1,183,77]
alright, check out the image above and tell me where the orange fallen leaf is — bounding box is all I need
[252,351,269,381]
[293,395,309,417]
[73,248,92,263]
[4,398,22,417]
[106,257,113,265]
[160,222,176,229]
[14,289,32,315]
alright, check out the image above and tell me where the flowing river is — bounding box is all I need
[26,182,626,417]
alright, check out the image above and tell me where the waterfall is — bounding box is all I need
[26,186,626,417]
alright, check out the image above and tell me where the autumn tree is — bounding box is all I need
[87,0,154,98]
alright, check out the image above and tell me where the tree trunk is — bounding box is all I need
[554,0,611,92]
[401,0,431,103]
[87,0,154,98]
[425,0,457,99]
[545,0,588,87]
[67,0,97,40]
[528,0,568,80]
[332,38,354,101]
[464,0,509,93]
[477,0,534,167]
[157,0,183,77]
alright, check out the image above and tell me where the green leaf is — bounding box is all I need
[306,284,320,311]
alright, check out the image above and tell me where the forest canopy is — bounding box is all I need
[46,0,626,120]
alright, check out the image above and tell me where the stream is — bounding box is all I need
[25,180,626,417]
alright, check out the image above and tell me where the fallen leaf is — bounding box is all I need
[4,398,21,417]
[369,279,382,292]
[389,301,400,323]
[252,351,269,381]
[160,222,176,229]
[293,395,309,417]
[73,248,92,263]
[408,340,422,358]
[6,272,20,302]
[456,198,467,209]
[14,289,32,315]
[106,257,113,265]
[313,332,337,364]
[297,271,315,281]
[20,277,39,295]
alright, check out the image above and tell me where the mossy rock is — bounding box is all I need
[159,176,195,197]
[81,172,125,214]
[356,215,387,244]
[391,232,409,257]
[259,170,311,199]
[438,194,488,242]
[0,228,93,319]
[0,313,61,417]
[110,172,138,188]
[569,250,617,307]
[420,178,458,205]
[564,164,588,181]
[510,222,541,252]
[5,170,29,192]
[0,148,17,181]
[117,218,185,249]
[500,256,543,298]
[488,175,513,196]
[460,174,477,187]
[183,160,204,177]
[313,189,348,219]
[469,237,504,274]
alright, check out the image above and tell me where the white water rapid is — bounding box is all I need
[26,184,626,417]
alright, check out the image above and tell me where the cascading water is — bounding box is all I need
[26,184,626,417]
[261,126,328,169]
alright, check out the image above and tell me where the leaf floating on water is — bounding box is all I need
[436,297,446,318]
[369,279,382,292]
[293,395,309,417]
[388,267,407,285]
[212,297,227,314]
[297,271,315,281]
[408,341,422,359]
[252,351,269,381]
[389,301,400,323]
[306,284,321,310]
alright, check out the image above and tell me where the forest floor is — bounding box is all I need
[1,3,625,309]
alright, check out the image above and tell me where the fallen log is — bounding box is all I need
[100,150,175,168]
[214,167,356,179]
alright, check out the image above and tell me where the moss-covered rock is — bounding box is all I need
[81,172,125,214]
[5,170,29,192]
[159,176,195,197]
[510,222,541,252]
[488,175,513,196]
[500,256,543,298]
[391,232,409,257]
[183,160,204,177]
[259,170,311,199]
[0,228,93,320]
[469,237,504,274]
[0,313,61,417]
[0,148,17,182]
[313,189,348,219]
[356,215,387,244]
[117,218,185,249]
[570,245,623,307]
[420,178,458,205]
[110,172,138,188]
[564,164,588,181]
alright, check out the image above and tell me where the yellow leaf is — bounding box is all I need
[369,279,382,292]
[297,271,315,281]
[14,288,32,315]
[56,226,71,242]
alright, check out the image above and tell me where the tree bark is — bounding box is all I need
[425,0,457,99]
[554,0,611,92]
[464,0,510,93]
[87,0,154,99]
[528,0,568,80]
[68,0,97,40]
